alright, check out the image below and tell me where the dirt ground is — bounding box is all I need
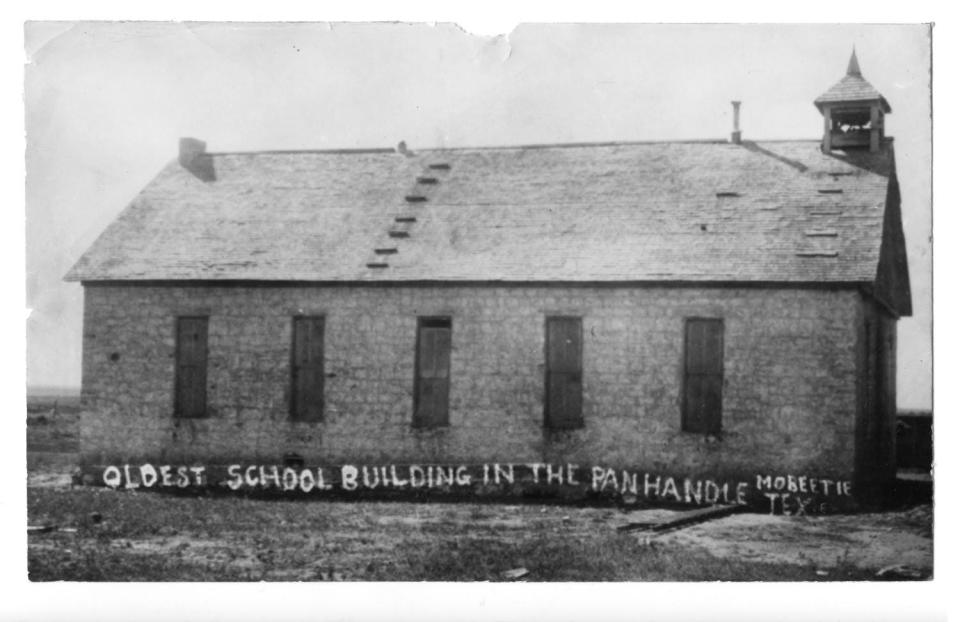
[27,474,933,581]
[25,406,933,581]
[619,505,932,574]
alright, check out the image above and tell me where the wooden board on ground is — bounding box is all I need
[617,504,746,533]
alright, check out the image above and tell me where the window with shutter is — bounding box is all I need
[413,318,451,428]
[291,316,325,421]
[682,318,724,434]
[545,316,583,429]
[175,316,208,418]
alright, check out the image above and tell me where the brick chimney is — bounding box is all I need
[178,137,216,182]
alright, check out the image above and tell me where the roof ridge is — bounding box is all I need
[207,147,397,156]
[421,138,731,151]
[206,138,828,157]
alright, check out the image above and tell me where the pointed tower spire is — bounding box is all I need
[846,47,862,77]
[815,48,890,153]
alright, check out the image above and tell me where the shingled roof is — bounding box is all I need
[65,138,911,315]
[814,50,892,113]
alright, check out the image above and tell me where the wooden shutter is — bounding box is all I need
[683,318,723,434]
[414,318,451,428]
[291,316,325,421]
[175,317,208,418]
[545,317,583,429]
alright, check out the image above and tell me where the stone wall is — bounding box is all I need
[79,284,862,482]
[854,296,899,497]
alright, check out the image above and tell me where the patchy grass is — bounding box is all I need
[24,408,930,581]
[26,399,81,453]
[24,407,928,582]
[389,532,874,582]
[27,487,881,582]
[27,393,82,412]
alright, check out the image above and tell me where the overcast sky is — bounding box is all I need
[24,22,932,408]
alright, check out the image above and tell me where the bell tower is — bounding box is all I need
[814,49,891,153]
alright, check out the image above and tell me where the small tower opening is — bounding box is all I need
[814,49,892,153]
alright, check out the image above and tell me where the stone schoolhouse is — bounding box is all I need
[67,52,911,508]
